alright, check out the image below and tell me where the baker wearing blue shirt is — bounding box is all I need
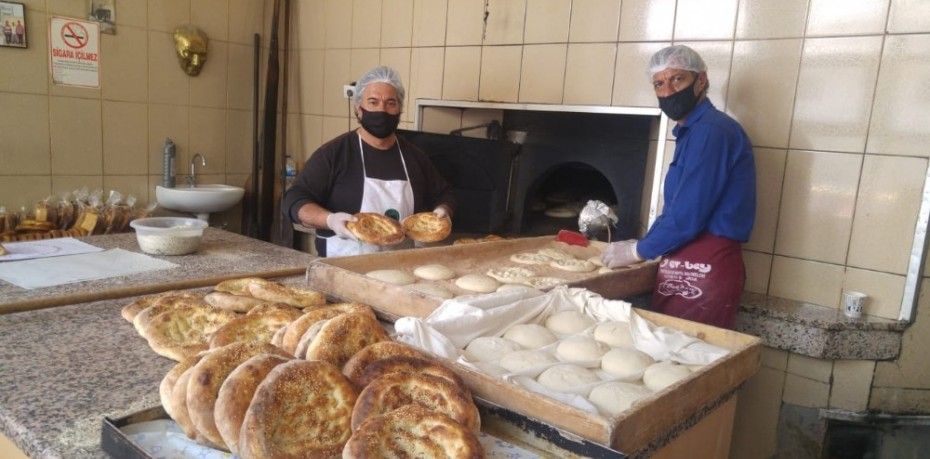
[602,45,756,329]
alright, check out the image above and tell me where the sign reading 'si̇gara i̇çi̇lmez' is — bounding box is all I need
[49,16,99,88]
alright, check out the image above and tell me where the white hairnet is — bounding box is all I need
[648,45,707,75]
[353,65,406,109]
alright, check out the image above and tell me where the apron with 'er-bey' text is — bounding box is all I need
[652,233,745,329]
[324,135,414,257]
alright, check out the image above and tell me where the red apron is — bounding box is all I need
[652,233,745,329]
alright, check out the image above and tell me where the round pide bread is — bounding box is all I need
[203,291,272,313]
[351,372,480,432]
[208,308,300,349]
[214,353,292,454]
[160,354,203,421]
[402,212,451,243]
[281,303,374,355]
[342,341,428,383]
[305,312,390,368]
[239,360,358,458]
[246,282,326,309]
[186,342,290,448]
[141,304,237,361]
[343,405,484,459]
[352,356,470,397]
[214,277,273,295]
[346,212,406,246]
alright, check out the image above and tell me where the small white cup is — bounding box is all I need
[842,291,867,319]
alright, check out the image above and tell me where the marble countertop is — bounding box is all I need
[736,292,908,360]
[0,276,307,459]
[0,229,316,314]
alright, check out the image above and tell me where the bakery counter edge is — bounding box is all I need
[0,229,317,315]
[0,276,308,459]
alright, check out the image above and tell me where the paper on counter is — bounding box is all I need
[0,237,103,262]
[0,248,177,289]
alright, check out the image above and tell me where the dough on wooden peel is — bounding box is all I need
[537,247,575,261]
[524,276,566,290]
[407,282,455,299]
[509,252,552,265]
[402,212,452,243]
[412,264,456,280]
[454,274,500,293]
[347,212,405,246]
[486,266,535,284]
[366,269,417,286]
[549,258,597,273]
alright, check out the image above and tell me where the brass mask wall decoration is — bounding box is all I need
[172,25,208,76]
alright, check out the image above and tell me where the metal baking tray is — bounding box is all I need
[100,401,625,459]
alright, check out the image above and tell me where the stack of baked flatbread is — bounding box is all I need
[121,277,326,361]
[128,277,484,457]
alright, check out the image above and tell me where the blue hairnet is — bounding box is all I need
[353,66,406,109]
[648,45,707,75]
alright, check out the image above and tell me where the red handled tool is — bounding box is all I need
[556,230,589,247]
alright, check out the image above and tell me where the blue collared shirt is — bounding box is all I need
[637,99,756,260]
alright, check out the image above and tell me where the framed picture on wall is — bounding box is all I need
[0,1,26,48]
[87,0,115,34]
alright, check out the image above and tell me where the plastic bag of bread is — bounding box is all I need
[103,190,133,234]
[56,192,76,230]
[0,206,18,233]
[32,195,59,226]
[74,191,107,235]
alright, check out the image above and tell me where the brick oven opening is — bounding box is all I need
[406,102,663,242]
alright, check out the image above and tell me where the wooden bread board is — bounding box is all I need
[306,235,658,319]
[304,235,761,454]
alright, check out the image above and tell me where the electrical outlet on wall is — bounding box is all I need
[343,84,356,99]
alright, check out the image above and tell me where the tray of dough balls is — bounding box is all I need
[391,286,762,454]
[307,235,658,319]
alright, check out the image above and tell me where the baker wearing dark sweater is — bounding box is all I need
[283,66,454,257]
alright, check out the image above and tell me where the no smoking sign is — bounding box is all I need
[49,17,100,88]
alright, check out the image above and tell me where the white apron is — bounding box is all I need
[324,135,415,257]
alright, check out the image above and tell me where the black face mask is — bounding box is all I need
[658,79,699,121]
[358,107,401,139]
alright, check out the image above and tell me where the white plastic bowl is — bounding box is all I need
[130,217,208,256]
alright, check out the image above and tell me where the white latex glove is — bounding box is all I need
[326,212,357,240]
[602,239,643,268]
[433,206,450,219]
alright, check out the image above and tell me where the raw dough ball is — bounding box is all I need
[454,274,500,293]
[556,337,608,363]
[503,324,558,349]
[464,337,522,363]
[499,349,558,373]
[413,264,456,280]
[545,310,595,335]
[593,321,634,348]
[536,364,601,395]
[600,347,654,379]
[588,382,652,417]
[366,269,416,285]
[407,282,454,299]
[643,362,692,392]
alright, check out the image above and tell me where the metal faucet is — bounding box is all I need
[187,153,206,187]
